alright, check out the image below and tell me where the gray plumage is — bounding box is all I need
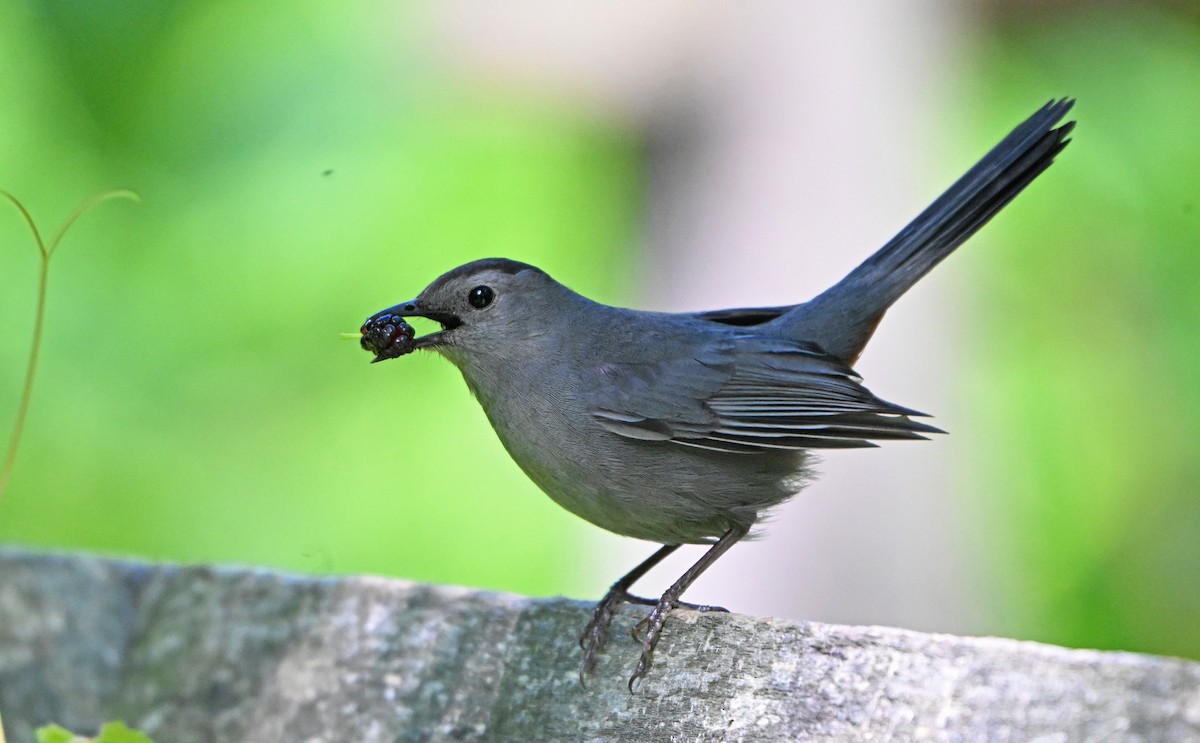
[361,99,1075,687]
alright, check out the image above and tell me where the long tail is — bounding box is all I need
[779,98,1075,365]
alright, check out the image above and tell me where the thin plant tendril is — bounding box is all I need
[0,189,139,502]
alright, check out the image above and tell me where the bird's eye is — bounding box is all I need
[468,285,495,309]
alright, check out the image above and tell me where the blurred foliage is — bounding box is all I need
[0,0,639,596]
[962,5,1200,659]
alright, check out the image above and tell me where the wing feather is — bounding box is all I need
[587,335,941,453]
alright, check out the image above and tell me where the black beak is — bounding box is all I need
[368,299,461,329]
[360,299,462,363]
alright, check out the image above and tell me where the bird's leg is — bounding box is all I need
[579,543,679,684]
[627,525,749,692]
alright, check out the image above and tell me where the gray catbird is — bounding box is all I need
[361,99,1074,689]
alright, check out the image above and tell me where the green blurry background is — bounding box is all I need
[966,7,1200,659]
[0,1,640,594]
[1,0,1197,663]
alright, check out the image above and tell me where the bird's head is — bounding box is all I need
[361,257,563,365]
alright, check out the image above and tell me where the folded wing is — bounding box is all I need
[587,336,942,454]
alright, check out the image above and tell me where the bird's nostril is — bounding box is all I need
[405,304,416,312]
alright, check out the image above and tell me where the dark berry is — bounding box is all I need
[360,313,416,362]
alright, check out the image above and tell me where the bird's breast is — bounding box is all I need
[459,359,805,544]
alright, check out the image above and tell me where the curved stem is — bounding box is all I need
[46,188,139,256]
[0,189,139,502]
[0,248,49,500]
[0,190,48,256]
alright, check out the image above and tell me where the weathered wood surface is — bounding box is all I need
[1,549,1198,742]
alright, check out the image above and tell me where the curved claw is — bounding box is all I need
[628,662,648,694]
[630,616,648,645]
[627,635,658,693]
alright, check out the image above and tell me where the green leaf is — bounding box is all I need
[94,721,153,743]
[34,721,154,743]
[35,725,77,743]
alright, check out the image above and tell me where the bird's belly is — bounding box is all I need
[484,399,808,544]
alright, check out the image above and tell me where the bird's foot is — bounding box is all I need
[579,587,649,684]
[579,589,726,687]
[627,595,680,692]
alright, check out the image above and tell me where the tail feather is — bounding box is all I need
[780,98,1075,364]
